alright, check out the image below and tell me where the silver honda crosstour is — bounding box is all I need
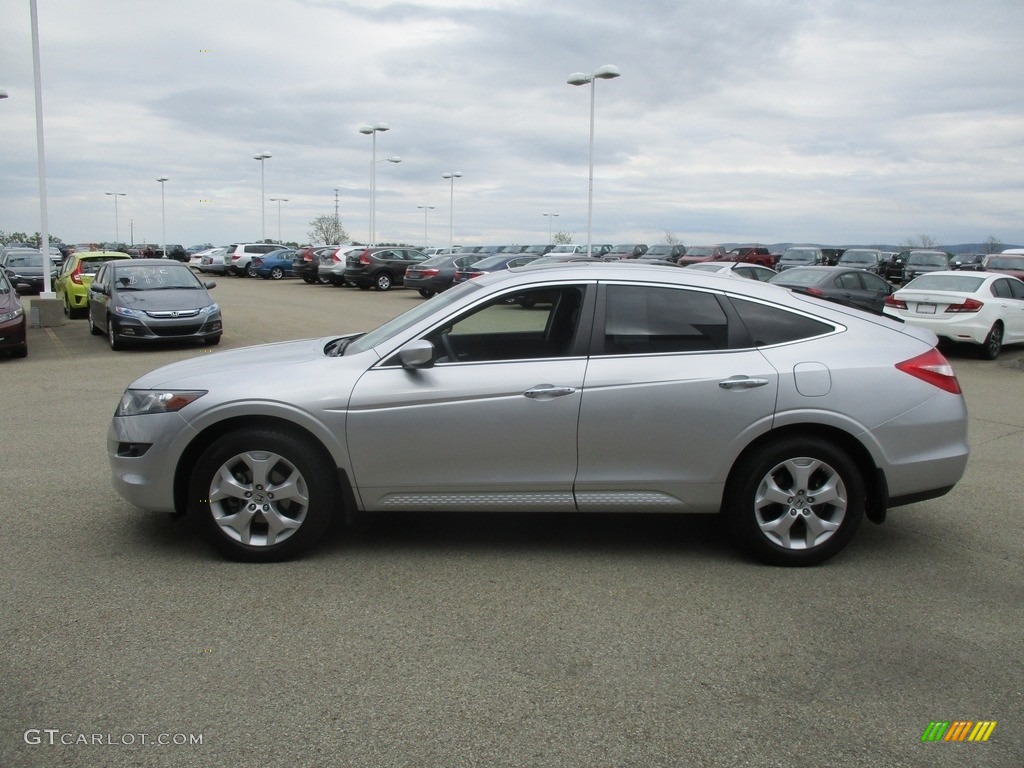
[107,262,969,565]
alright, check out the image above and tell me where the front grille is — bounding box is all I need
[145,309,201,319]
[150,323,203,337]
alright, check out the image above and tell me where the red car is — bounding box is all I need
[981,254,1024,280]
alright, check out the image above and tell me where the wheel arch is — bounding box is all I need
[172,415,357,518]
[725,423,887,524]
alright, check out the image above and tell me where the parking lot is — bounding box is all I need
[2,276,1022,767]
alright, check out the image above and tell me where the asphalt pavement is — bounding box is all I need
[1,276,1021,768]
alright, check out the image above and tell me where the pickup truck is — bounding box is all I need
[720,246,780,268]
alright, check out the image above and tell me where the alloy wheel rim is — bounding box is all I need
[753,456,847,550]
[208,451,309,547]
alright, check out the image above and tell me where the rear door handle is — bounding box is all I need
[525,384,577,399]
[719,376,770,390]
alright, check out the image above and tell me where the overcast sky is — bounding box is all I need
[3,0,1024,249]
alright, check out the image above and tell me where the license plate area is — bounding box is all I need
[916,303,936,314]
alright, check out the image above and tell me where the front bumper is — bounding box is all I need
[110,311,222,344]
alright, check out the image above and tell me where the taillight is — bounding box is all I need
[359,252,371,265]
[468,271,485,279]
[420,269,439,278]
[252,258,263,268]
[70,261,85,284]
[884,295,907,310]
[945,298,983,313]
[895,348,961,394]
[803,287,825,297]
[331,251,342,262]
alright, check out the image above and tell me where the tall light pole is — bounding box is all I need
[358,122,390,245]
[542,212,559,244]
[269,197,289,243]
[29,0,54,296]
[156,176,168,257]
[442,172,462,254]
[417,205,435,247]
[567,64,620,258]
[253,152,272,242]
[105,192,126,244]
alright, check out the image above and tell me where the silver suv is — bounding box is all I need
[226,243,285,277]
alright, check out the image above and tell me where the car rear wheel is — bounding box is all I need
[373,272,393,291]
[244,263,258,278]
[270,267,285,280]
[980,321,1003,360]
[418,289,435,298]
[189,429,337,562]
[724,437,864,566]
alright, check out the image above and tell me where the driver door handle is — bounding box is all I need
[719,376,770,390]
[525,384,577,399]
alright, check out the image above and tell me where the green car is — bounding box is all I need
[56,251,133,318]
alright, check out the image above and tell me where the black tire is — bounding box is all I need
[63,297,71,317]
[245,263,258,278]
[270,267,285,280]
[107,316,124,351]
[980,322,1003,360]
[317,275,331,285]
[88,310,102,336]
[11,344,27,359]
[188,429,338,562]
[723,436,864,566]
[302,275,315,284]
[373,272,393,291]
[418,289,436,298]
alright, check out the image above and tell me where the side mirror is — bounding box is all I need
[90,282,106,295]
[205,281,217,289]
[398,339,436,369]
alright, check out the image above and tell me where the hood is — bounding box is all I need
[115,288,212,312]
[129,337,343,389]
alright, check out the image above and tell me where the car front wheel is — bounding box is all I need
[107,317,124,351]
[724,437,864,566]
[188,429,337,562]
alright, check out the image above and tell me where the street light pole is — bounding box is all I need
[156,176,168,257]
[105,192,126,244]
[253,152,272,242]
[442,172,462,254]
[417,205,435,247]
[567,64,620,258]
[542,212,559,244]
[358,123,389,245]
[269,197,289,243]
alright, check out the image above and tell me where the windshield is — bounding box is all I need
[907,252,948,266]
[549,245,579,253]
[345,280,483,355]
[686,247,717,257]
[7,253,45,267]
[112,265,202,289]
[985,256,1024,270]
[840,250,878,263]
[780,249,818,262]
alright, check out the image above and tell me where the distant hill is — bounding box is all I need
[720,242,1023,254]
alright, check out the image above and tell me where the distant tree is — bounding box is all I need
[900,234,938,249]
[663,231,682,245]
[0,230,64,248]
[307,214,350,246]
[984,235,1004,254]
[553,231,574,244]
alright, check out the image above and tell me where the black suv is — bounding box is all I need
[344,247,428,290]
[900,250,951,283]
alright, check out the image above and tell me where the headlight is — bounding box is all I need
[202,303,220,314]
[0,307,24,322]
[116,389,207,416]
[114,305,139,317]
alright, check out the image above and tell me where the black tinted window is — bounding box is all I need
[600,285,728,354]
[730,297,834,346]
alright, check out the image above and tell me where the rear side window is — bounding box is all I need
[599,285,729,354]
[729,297,835,346]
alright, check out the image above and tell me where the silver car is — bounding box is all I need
[107,263,969,565]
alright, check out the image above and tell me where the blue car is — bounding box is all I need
[252,249,297,280]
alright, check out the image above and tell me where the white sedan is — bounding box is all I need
[882,270,1024,359]
[683,261,777,281]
